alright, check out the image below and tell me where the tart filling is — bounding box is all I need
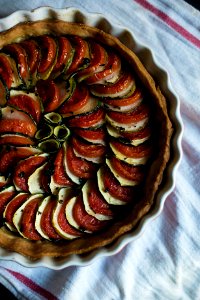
[0,20,172,258]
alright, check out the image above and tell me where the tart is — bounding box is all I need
[0,20,172,259]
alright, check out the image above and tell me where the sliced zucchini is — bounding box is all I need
[44,112,62,125]
[0,53,22,89]
[54,125,70,141]
[65,196,83,231]
[106,114,148,132]
[38,139,60,153]
[35,124,53,140]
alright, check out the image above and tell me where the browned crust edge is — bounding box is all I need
[0,20,173,259]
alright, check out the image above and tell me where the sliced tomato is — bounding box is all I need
[13,154,48,192]
[40,198,61,240]
[103,87,143,108]
[90,71,135,98]
[72,136,106,158]
[58,83,89,115]
[0,119,37,137]
[68,107,105,128]
[36,79,60,112]
[66,144,97,179]
[86,51,121,84]
[8,92,42,123]
[0,146,41,174]
[52,36,73,74]
[106,104,150,124]
[57,196,82,236]
[20,197,42,240]
[0,188,15,221]
[40,162,52,193]
[0,53,18,89]
[73,195,108,232]
[0,106,37,137]
[109,156,144,181]
[0,78,9,107]
[4,43,30,87]
[4,193,29,227]
[110,140,152,158]
[53,148,73,186]
[118,126,151,141]
[66,36,90,75]
[21,39,40,75]
[0,134,34,146]
[87,182,114,216]
[73,127,106,142]
[37,35,57,78]
[77,41,107,81]
[103,167,134,202]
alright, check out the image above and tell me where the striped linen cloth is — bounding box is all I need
[0,0,200,299]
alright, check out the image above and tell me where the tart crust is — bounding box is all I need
[0,20,172,259]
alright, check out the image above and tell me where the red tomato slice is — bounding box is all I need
[103,167,134,202]
[4,43,30,85]
[53,148,73,186]
[0,54,15,88]
[88,182,114,216]
[4,193,29,226]
[119,126,151,141]
[40,199,61,240]
[0,147,40,174]
[37,35,57,74]
[67,144,97,179]
[90,71,134,96]
[0,190,16,220]
[86,51,121,84]
[110,140,152,158]
[13,155,47,192]
[36,79,60,112]
[59,84,89,115]
[77,42,107,80]
[0,134,34,146]
[73,195,108,232]
[57,196,82,236]
[72,136,106,158]
[52,36,73,73]
[40,162,52,194]
[20,198,42,240]
[68,107,105,128]
[109,156,144,181]
[107,104,150,124]
[21,40,40,74]
[8,93,42,123]
[73,127,106,141]
[0,119,37,137]
[66,36,89,75]
[103,88,143,107]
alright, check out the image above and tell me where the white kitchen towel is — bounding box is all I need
[0,0,200,299]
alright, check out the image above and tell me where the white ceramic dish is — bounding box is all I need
[0,6,183,269]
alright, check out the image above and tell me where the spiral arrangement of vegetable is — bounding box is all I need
[0,35,152,240]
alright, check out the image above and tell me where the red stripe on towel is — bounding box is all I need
[4,268,58,300]
[134,0,200,48]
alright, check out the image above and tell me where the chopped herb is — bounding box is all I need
[82,58,90,65]
[58,200,63,204]
[18,171,25,178]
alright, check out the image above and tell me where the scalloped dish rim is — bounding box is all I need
[0,6,183,269]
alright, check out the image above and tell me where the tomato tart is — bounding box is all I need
[0,20,172,258]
